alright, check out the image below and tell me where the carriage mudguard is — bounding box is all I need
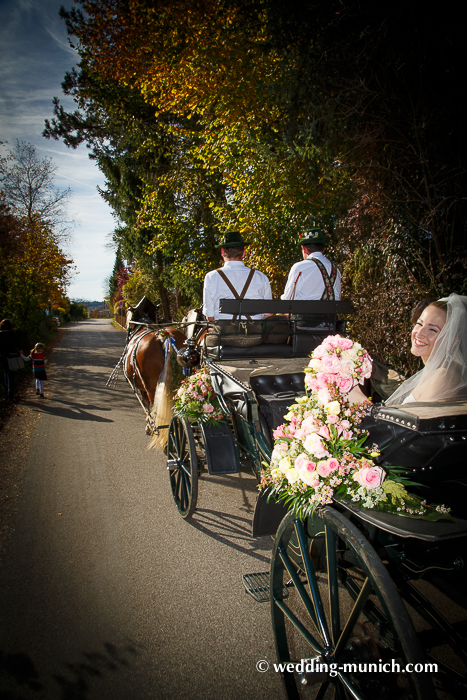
[200,422,240,475]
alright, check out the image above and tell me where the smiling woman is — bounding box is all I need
[387,294,467,405]
[410,301,447,364]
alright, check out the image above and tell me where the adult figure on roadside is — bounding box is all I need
[281,228,341,302]
[0,319,24,402]
[203,231,272,346]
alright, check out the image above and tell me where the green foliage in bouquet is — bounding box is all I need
[261,335,453,521]
[174,368,228,424]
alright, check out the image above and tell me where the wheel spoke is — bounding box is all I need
[295,518,332,649]
[178,461,192,478]
[334,576,372,658]
[337,670,366,700]
[278,544,320,631]
[273,597,323,655]
[326,524,340,646]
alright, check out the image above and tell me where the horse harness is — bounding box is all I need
[216,267,256,321]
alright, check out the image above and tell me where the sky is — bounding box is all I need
[0,0,116,301]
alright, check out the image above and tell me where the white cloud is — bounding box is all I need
[0,0,116,301]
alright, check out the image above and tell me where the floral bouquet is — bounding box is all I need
[174,368,228,424]
[261,335,452,521]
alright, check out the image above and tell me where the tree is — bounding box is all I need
[47,0,467,372]
[0,140,71,237]
[0,196,74,338]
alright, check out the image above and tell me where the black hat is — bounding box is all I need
[215,231,246,249]
[298,228,328,246]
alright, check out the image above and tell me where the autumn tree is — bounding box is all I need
[0,197,73,339]
[47,0,467,370]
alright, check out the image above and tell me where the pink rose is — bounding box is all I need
[339,359,355,377]
[203,403,214,413]
[327,457,340,471]
[317,459,335,477]
[337,376,354,394]
[338,337,354,350]
[303,433,329,459]
[322,355,340,372]
[295,455,316,473]
[327,414,338,425]
[302,416,319,433]
[305,376,319,392]
[353,466,385,489]
[340,420,351,429]
[293,428,306,440]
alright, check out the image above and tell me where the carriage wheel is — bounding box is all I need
[167,417,198,518]
[270,508,436,700]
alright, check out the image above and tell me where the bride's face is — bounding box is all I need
[411,305,447,363]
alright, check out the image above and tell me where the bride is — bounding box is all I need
[352,294,467,405]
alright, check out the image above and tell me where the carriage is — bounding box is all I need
[112,296,467,699]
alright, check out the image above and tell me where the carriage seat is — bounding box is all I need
[362,401,467,518]
[205,299,352,360]
[250,372,306,440]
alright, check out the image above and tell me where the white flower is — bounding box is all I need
[325,401,341,416]
[308,358,322,371]
[285,467,300,484]
[278,457,292,473]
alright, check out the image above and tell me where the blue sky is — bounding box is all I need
[0,0,116,301]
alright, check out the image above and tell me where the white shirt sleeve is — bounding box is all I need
[281,264,300,300]
[202,272,216,319]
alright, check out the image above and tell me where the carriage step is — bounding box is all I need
[242,572,289,603]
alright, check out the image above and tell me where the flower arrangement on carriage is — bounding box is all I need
[260,335,452,521]
[173,368,227,424]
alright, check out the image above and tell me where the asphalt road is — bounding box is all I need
[0,319,284,700]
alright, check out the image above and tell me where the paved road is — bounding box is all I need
[0,319,284,700]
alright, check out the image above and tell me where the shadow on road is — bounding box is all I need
[190,508,271,565]
[0,649,42,695]
[0,641,143,700]
[20,400,114,423]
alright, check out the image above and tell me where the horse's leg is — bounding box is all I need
[134,334,165,434]
[124,332,153,420]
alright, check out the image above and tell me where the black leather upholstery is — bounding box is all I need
[207,344,294,359]
[250,372,305,396]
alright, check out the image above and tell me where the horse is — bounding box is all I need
[123,325,186,445]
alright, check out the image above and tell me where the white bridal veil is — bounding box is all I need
[386,293,467,405]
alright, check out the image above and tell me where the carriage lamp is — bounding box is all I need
[176,338,201,369]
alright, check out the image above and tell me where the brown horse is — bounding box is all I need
[123,326,186,441]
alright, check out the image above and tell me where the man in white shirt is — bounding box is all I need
[203,231,272,346]
[281,228,341,301]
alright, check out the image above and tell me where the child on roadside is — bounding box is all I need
[21,343,48,398]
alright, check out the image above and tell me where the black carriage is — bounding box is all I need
[121,296,467,698]
[166,299,352,518]
[249,401,467,700]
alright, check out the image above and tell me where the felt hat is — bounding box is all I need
[215,231,246,249]
[298,228,328,246]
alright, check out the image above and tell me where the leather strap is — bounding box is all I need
[305,258,337,301]
[216,268,256,321]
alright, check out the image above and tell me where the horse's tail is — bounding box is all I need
[149,336,177,451]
